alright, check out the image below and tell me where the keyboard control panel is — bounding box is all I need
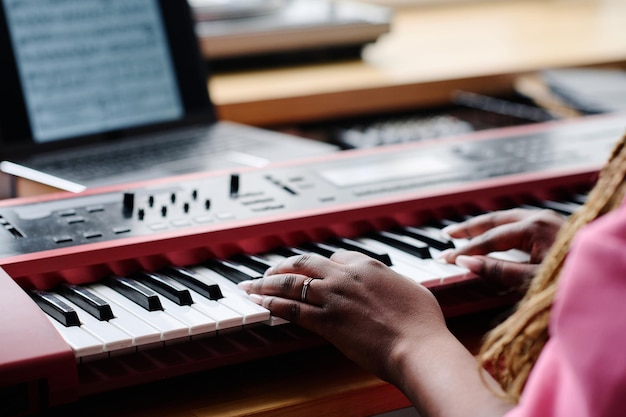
[0,115,623,258]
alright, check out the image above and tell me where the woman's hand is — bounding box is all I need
[440,208,566,290]
[238,250,515,417]
[238,250,447,382]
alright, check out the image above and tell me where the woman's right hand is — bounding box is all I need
[439,208,566,291]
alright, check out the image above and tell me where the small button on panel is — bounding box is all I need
[53,236,73,244]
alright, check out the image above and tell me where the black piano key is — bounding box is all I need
[399,226,456,251]
[275,246,308,258]
[571,193,588,205]
[230,253,273,275]
[298,242,339,258]
[434,218,458,228]
[30,290,81,327]
[59,284,115,321]
[370,230,432,259]
[203,259,262,284]
[134,272,193,306]
[105,276,163,311]
[329,237,393,266]
[161,267,223,300]
[435,214,475,228]
[521,202,567,216]
[537,200,581,216]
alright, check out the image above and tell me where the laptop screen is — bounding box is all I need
[0,0,214,154]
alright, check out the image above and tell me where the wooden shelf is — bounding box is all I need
[210,0,626,126]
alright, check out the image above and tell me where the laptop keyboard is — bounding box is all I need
[32,129,259,181]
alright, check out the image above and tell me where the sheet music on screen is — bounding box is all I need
[2,0,183,143]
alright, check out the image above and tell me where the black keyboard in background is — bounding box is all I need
[300,92,559,150]
[334,114,474,149]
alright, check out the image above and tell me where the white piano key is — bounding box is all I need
[266,235,468,286]
[361,236,435,268]
[263,245,432,285]
[185,288,244,330]
[402,225,456,251]
[213,254,289,326]
[191,266,271,325]
[46,315,104,358]
[212,289,270,325]
[165,266,265,329]
[424,248,474,284]
[487,249,531,263]
[438,220,472,248]
[158,294,218,337]
[390,261,440,283]
[450,236,471,248]
[355,237,443,284]
[384,240,470,283]
[264,246,433,288]
[269,316,289,326]
[90,284,189,342]
[54,294,134,353]
[183,264,280,330]
[87,284,163,347]
[253,252,285,266]
[337,235,470,284]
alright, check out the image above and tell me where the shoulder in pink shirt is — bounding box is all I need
[506,201,626,417]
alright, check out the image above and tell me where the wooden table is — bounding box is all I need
[210,0,626,127]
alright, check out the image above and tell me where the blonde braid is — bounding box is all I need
[479,131,626,402]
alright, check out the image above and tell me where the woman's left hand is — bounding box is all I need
[237,250,447,382]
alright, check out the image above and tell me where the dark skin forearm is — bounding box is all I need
[389,330,514,417]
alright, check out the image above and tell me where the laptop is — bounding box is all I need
[0,0,338,193]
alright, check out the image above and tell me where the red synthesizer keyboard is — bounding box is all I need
[0,113,624,415]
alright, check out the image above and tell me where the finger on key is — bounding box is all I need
[264,253,331,279]
[440,222,531,263]
[442,209,536,239]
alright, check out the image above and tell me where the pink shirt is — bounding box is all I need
[506,202,626,417]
